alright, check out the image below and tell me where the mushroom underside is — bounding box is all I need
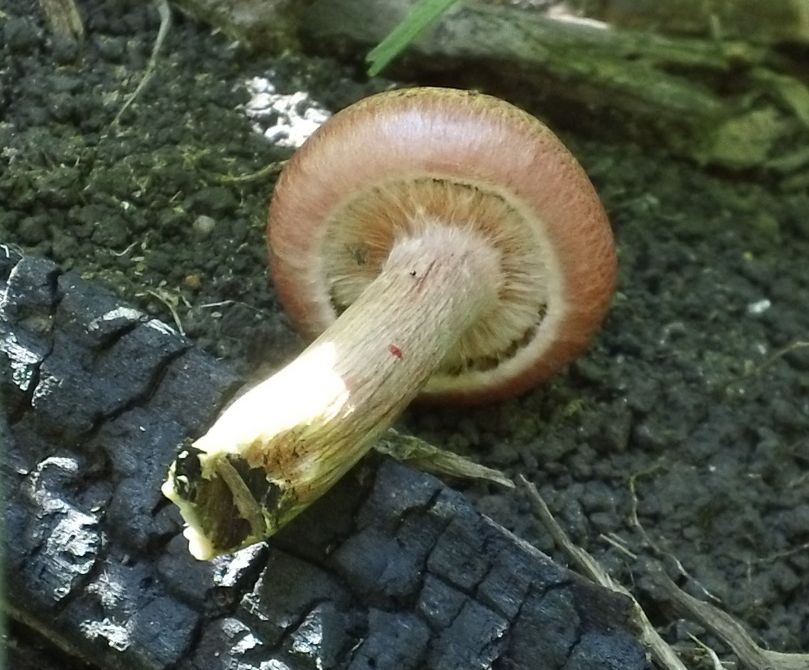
[321,176,565,392]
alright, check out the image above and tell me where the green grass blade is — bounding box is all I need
[366,0,460,77]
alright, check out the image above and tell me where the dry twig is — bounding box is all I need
[652,566,809,670]
[518,475,688,670]
[113,0,172,126]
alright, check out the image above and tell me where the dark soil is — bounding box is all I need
[2,1,808,668]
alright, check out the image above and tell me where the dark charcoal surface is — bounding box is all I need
[1,246,649,669]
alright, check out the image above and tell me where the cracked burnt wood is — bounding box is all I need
[0,244,649,670]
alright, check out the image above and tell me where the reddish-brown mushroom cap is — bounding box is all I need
[268,87,616,404]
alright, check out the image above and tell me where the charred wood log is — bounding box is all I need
[1,244,649,670]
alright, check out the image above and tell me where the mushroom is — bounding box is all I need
[162,87,616,560]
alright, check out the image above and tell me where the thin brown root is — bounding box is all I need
[140,288,187,336]
[599,532,639,560]
[687,634,726,670]
[651,565,809,670]
[730,339,809,388]
[518,475,688,670]
[750,539,809,566]
[112,0,172,126]
[216,160,288,184]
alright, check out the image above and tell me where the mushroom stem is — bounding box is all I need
[163,225,501,559]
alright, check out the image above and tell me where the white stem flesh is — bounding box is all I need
[185,226,501,554]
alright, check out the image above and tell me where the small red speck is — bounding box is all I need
[388,344,403,359]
